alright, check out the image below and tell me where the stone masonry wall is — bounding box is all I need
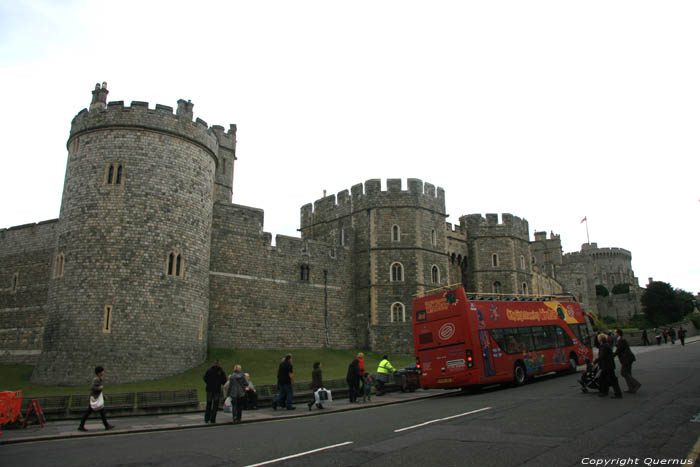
[209,203,357,350]
[0,221,58,364]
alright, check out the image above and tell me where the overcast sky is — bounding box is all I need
[1,1,698,294]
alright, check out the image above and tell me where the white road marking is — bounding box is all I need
[393,406,492,432]
[244,441,354,467]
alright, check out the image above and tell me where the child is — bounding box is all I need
[362,372,372,402]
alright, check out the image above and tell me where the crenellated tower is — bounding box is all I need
[32,84,236,384]
[300,178,447,352]
[460,213,533,295]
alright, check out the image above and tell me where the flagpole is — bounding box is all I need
[581,216,590,244]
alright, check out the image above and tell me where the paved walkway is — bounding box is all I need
[2,335,697,445]
[0,387,448,445]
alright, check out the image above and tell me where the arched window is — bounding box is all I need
[53,253,65,279]
[431,265,440,284]
[392,225,400,242]
[166,251,184,278]
[493,281,502,294]
[107,164,114,184]
[103,305,113,334]
[105,163,124,185]
[391,302,406,323]
[522,282,528,295]
[300,264,310,281]
[391,262,404,282]
[492,254,499,267]
[431,229,437,246]
[116,164,123,184]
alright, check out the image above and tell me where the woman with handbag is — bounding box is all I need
[78,366,115,431]
[227,365,248,424]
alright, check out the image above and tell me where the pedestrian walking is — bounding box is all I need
[346,358,361,403]
[663,329,668,344]
[641,329,650,346]
[307,361,324,410]
[655,328,662,345]
[272,354,295,410]
[362,372,373,403]
[203,359,227,424]
[77,366,115,431]
[227,364,248,424]
[594,334,622,399]
[244,373,258,409]
[357,352,366,395]
[679,326,686,346]
[669,327,676,345]
[375,355,396,396]
[613,329,641,393]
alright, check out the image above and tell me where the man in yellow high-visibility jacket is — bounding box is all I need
[376,355,395,395]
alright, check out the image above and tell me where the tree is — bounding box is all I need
[642,281,686,325]
[596,285,609,297]
[675,289,696,317]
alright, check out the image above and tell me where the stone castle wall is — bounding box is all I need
[0,221,58,364]
[208,203,357,350]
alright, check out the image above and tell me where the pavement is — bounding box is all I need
[2,334,697,445]
[0,386,451,445]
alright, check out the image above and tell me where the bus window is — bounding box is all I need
[532,326,556,350]
[515,327,534,352]
[554,325,574,348]
[490,329,506,351]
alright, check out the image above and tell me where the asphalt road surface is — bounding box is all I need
[4,341,700,467]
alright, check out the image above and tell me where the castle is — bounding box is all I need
[0,85,641,384]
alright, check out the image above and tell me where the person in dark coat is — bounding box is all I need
[679,326,686,346]
[641,329,650,346]
[346,358,361,403]
[308,361,324,410]
[613,329,641,393]
[594,334,622,399]
[203,359,227,423]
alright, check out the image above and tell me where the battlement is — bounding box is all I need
[533,230,561,242]
[460,213,530,241]
[300,178,446,228]
[70,86,236,164]
[445,222,467,236]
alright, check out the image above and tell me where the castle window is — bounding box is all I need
[105,163,124,185]
[300,264,310,281]
[53,253,65,279]
[390,262,404,282]
[520,255,526,270]
[431,265,440,284]
[522,282,528,295]
[166,251,184,278]
[341,228,346,246]
[391,302,406,323]
[392,225,400,242]
[11,272,19,293]
[431,229,437,246]
[492,254,499,267]
[199,315,204,342]
[103,305,113,334]
[493,281,502,294]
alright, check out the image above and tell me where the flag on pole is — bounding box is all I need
[580,216,587,223]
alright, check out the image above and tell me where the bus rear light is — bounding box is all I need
[466,350,474,368]
[415,357,421,371]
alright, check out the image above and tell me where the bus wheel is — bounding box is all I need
[514,362,526,386]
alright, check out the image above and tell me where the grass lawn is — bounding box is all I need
[0,349,414,402]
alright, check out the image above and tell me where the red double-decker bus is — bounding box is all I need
[412,285,594,389]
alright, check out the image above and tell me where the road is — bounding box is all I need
[4,341,700,467]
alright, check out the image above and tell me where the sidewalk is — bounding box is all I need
[3,335,697,445]
[0,387,450,445]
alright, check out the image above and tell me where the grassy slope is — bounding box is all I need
[0,349,414,401]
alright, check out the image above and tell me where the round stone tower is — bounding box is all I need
[32,83,226,384]
[300,178,448,353]
[461,213,533,295]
